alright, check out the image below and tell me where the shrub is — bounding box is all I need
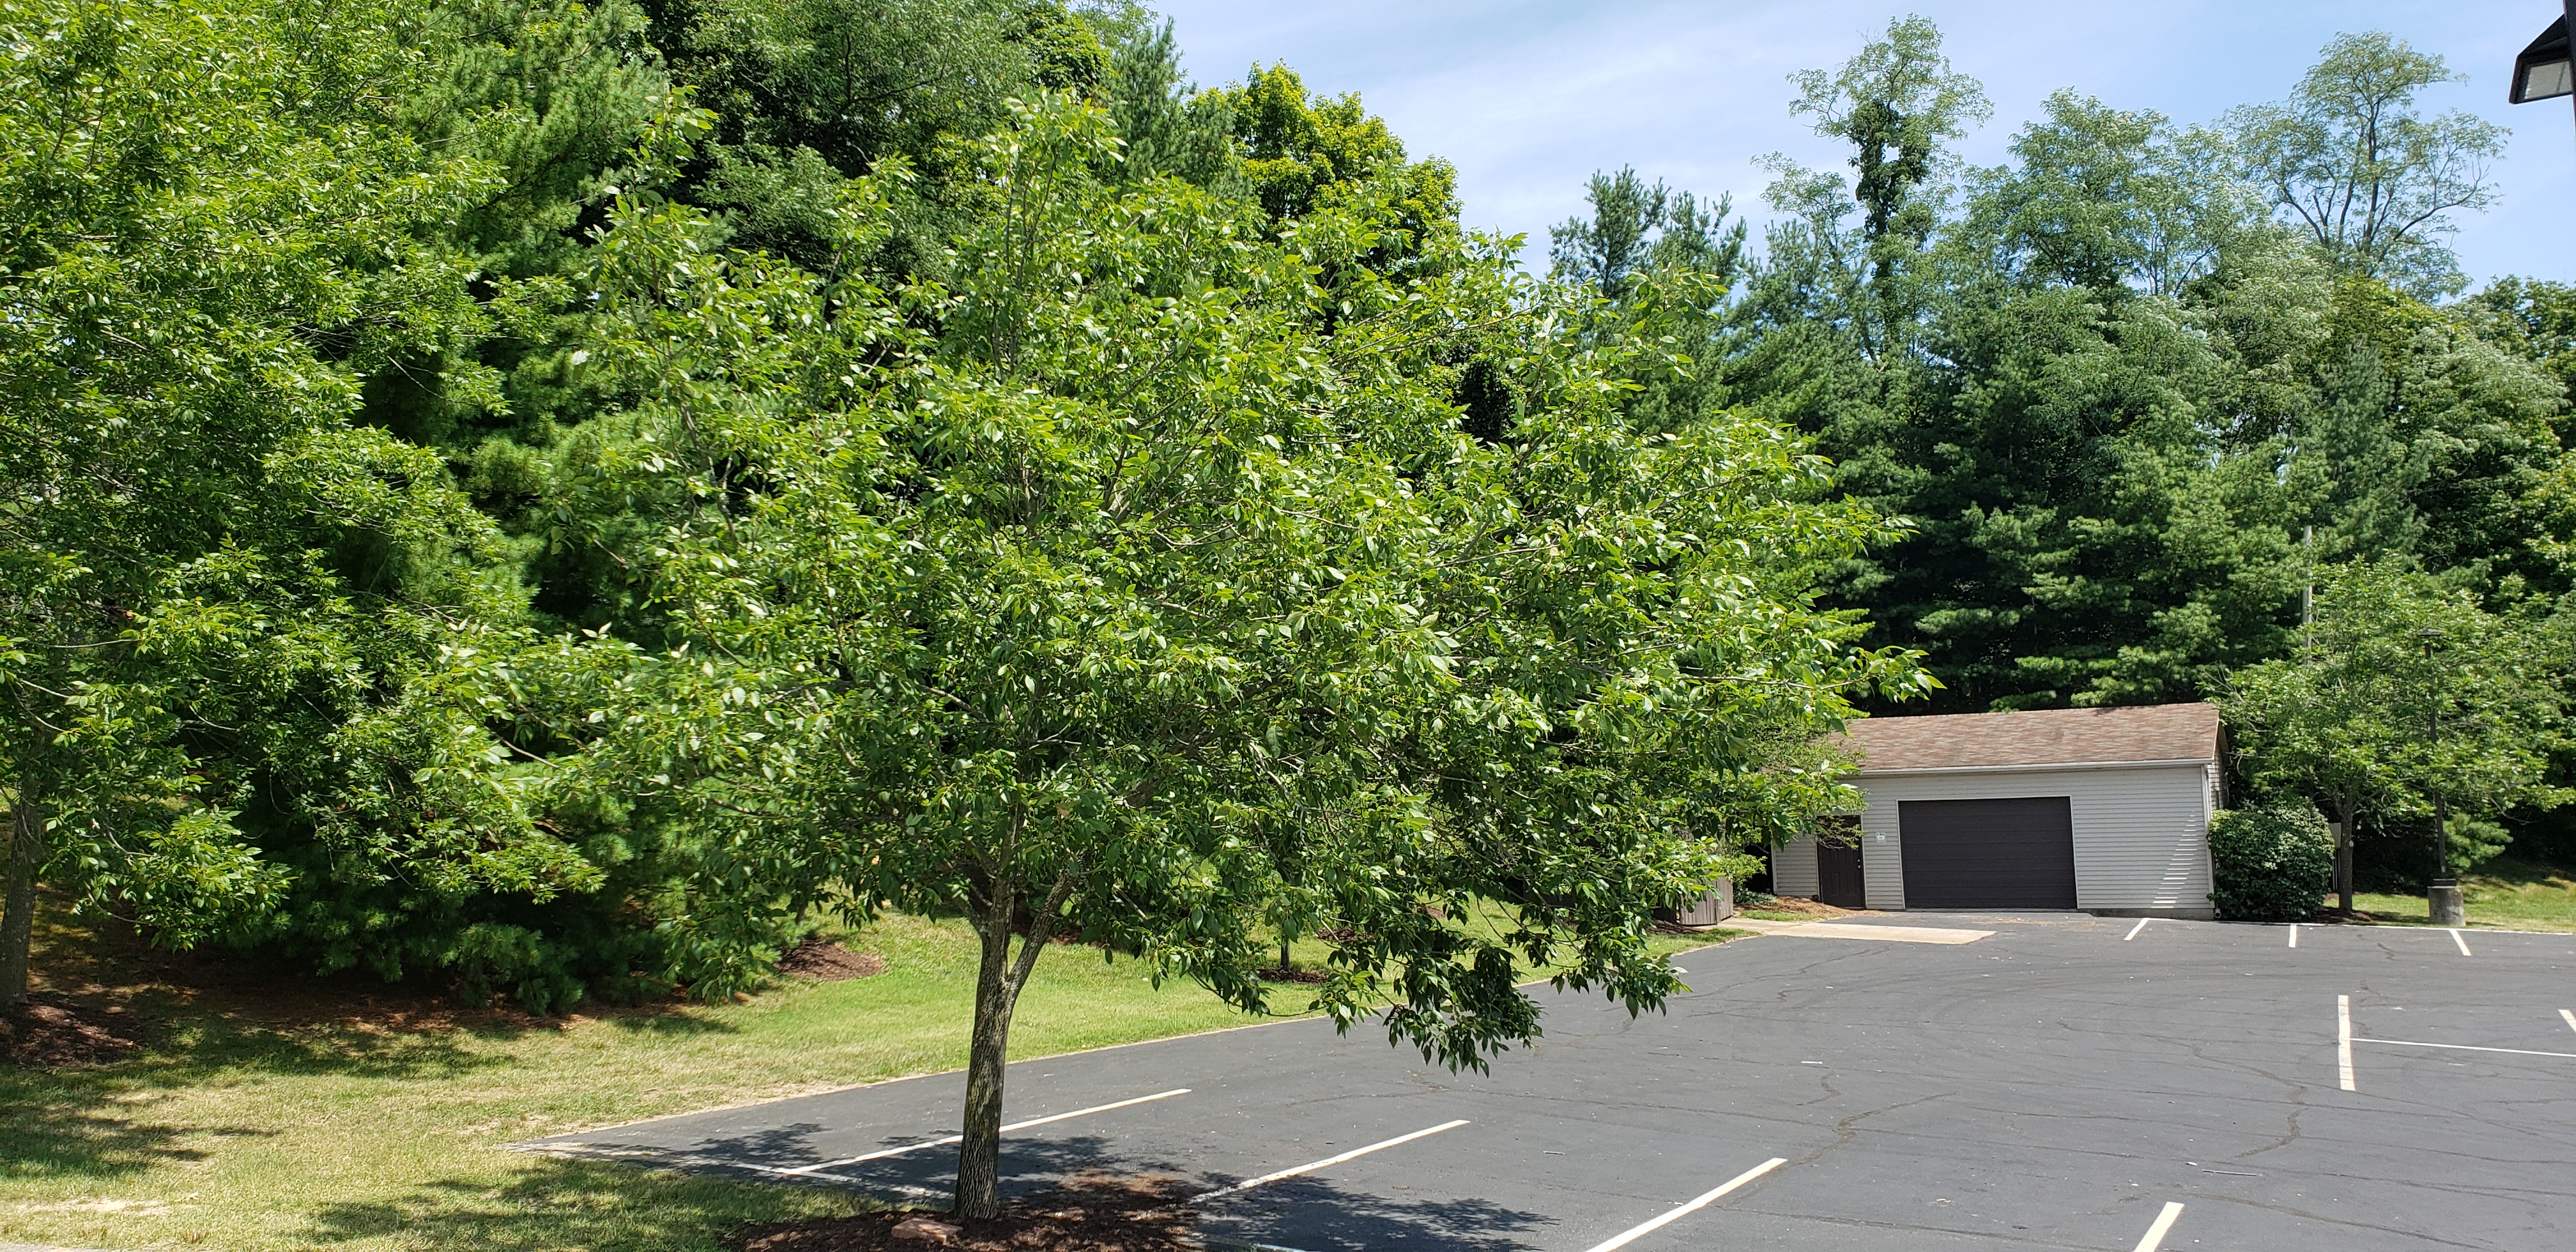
[2209,804,2334,922]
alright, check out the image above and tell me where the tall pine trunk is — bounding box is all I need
[2,782,42,1007]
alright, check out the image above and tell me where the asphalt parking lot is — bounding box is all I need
[524,914,2576,1250]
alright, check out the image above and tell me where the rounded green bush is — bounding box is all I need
[2209,804,2334,922]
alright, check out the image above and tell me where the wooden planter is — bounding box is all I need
[1658,878,1735,928]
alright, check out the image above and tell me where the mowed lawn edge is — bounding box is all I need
[2345,859,2576,932]
[2,913,1735,1252]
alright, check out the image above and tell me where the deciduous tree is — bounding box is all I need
[2223,561,2567,908]
[2228,32,2505,299]
[599,95,1921,1218]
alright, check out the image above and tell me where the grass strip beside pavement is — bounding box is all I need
[2,913,1721,1252]
[2346,859,2576,932]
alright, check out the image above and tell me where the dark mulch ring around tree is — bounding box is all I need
[777,936,889,982]
[1254,965,1326,984]
[735,1177,1199,1251]
[3,995,144,1067]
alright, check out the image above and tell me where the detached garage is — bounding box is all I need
[1772,703,2222,919]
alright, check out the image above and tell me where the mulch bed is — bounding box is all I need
[777,937,888,982]
[1254,965,1325,984]
[735,1177,1198,1251]
[778,937,891,989]
[3,996,143,1067]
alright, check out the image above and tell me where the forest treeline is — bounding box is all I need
[1548,20,2576,898]
[3,0,1921,1061]
[4,0,2572,1033]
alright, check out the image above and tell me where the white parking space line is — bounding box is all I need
[1190,1119,1470,1202]
[2561,1009,2575,1034]
[2352,1037,2576,1060]
[747,1161,942,1195]
[2286,924,2297,948]
[2123,918,2150,941]
[2132,1200,2186,1251]
[1579,1157,1788,1252]
[2450,929,2474,956]
[2337,995,2356,1091]
[1765,922,1993,944]
[770,1088,1190,1175]
[755,1141,960,1176]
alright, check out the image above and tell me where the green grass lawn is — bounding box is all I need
[2,911,1731,1252]
[2345,859,2576,931]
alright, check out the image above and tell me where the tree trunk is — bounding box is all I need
[952,864,1078,1219]
[3,783,42,1008]
[2333,798,2358,914]
[954,902,1017,1220]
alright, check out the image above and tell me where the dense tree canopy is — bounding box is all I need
[0,0,634,1007]
[4,0,2572,1154]
[0,0,1935,1215]
[2223,561,2568,905]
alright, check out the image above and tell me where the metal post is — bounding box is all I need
[2423,632,2464,926]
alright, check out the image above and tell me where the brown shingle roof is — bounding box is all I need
[1835,703,2220,773]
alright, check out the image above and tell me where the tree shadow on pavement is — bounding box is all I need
[585,1130,1556,1251]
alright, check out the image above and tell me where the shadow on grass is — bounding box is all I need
[2343,858,2576,929]
[41,874,745,998]
[604,1011,742,1037]
[0,1012,497,1185]
[298,1155,864,1251]
[2464,858,2576,892]
[17,882,744,1073]
[0,1090,217,1180]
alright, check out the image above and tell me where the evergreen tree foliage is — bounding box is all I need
[1092,6,1238,188]
[1689,22,2572,731]
[0,0,632,1007]
[1531,19,2574,872]
[643,0,1105,279]
[1548,166,1743,300]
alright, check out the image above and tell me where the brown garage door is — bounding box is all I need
[1897,797,2077,910]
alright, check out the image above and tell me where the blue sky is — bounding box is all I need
[1146,1,2576,287]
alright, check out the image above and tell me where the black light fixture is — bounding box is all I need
[2513,4,2576,121]
[2513,11,2572,103]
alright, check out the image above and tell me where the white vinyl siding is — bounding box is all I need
[1849,764,2216,915]
[1771,831,1820,897]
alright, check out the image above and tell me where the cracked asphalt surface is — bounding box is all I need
[523,913,2576,1250]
